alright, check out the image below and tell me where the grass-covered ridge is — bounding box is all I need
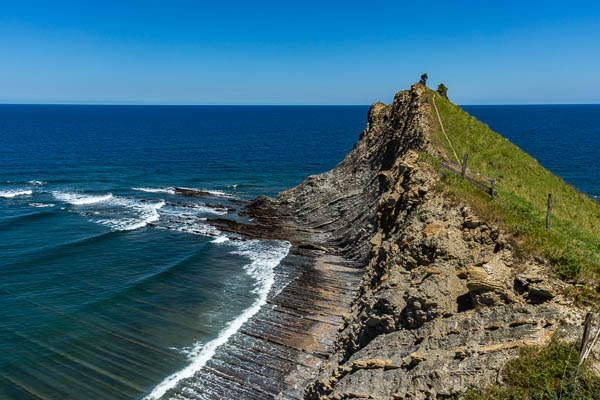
[422,85,600,287]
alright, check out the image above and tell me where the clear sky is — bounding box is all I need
[1,1,599,105]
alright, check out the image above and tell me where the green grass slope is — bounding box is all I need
[422,85,600,294]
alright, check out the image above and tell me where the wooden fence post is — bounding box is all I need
[577,313,593,376]
[461,153,469,178]
[491,168,498,199]
[546,193,552,231]
[579,313,593,360]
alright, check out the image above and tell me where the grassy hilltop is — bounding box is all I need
[419,85,600,399]
[422,86,600,296]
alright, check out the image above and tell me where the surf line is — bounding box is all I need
[143,239,291,399]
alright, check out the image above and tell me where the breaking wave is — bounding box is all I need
[211,236,229,244]
[144,239,291,399]
[0,189,33,198]
[97,199,165,231]
[132,187,176,195]
[29,203,55,208]
[53,191,113,205]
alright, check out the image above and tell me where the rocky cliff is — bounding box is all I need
[241,84,588,399]
[248,85,435,259]
[203,84,594,399]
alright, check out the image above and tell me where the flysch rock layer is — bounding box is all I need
[200,84,589,400]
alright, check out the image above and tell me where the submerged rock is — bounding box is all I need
[174,187,214,197]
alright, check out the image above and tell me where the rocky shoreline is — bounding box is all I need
[157,190,363,399]
[170,84,591,399]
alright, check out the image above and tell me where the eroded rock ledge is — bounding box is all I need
[288,85,582,399]
[205,84,584,399]
[304,152,579,399]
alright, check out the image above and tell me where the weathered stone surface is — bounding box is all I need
[192,84,586,399]
[284,85,584,399]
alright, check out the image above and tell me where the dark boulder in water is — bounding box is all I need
[174,187,214,197]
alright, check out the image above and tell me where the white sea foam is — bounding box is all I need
[163,204,228,216]
[28,180,46,185]
[29,203,55,208]
[52,190,167,231]
[205,189,232,198]
[97,199,165,231]
[144,239,291,399]
[211,236,229,244]
[196,205,228,216]
[132,187,176,195]
[162,219,222,237]
[160,203,228,219]
[0,190,33,198]
[151,205,204,234]
[53,192,113,205]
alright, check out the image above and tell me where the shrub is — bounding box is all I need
[437,83,448,98]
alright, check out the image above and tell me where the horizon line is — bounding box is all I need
[1,102,599,107]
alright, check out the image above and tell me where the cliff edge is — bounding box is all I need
[246,84,598,399]
[204,83,600,399]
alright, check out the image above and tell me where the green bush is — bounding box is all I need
[556,253,582,280]
[437,83,448,98]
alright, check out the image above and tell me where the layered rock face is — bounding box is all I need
[247,84,581,399]
[304,161,576,399]
[250,84,434,262]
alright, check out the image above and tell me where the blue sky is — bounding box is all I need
[1,1,598,104]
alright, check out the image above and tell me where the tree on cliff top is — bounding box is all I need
[420,73,428,85]
[437,83,448,98]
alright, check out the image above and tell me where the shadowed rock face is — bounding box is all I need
[249,84,435,262]
[291,87,583,399]
[179,84,437,400]
[303,169,578,399]
[194,84,585,399]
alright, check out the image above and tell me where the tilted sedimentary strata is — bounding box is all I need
[201,84,591,399]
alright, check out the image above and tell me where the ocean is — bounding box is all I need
[0,104,598,399]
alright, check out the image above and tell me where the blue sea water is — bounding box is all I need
[0,104,598,399]
[0,105,367,400]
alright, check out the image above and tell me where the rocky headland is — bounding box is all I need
[186,83,597,399]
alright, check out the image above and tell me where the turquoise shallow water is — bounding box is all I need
[0,104,598,399]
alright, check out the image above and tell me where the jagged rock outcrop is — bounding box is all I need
[255,84,584,399]
[247,85,436,262]
[285,85,583,399]
[209,84,586,399]
[302,155,579,398]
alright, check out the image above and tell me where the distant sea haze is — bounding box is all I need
[0,104,597,399]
